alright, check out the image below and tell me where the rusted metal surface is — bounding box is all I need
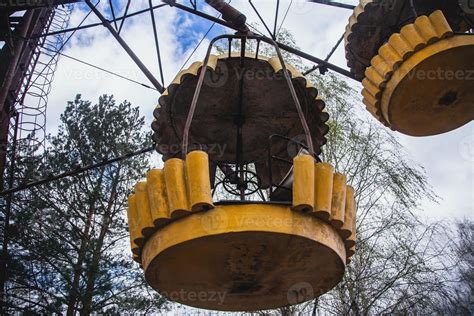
[344,0,474,80]
[0,8,54,187]
[153,54,329,188]
[0,0,79,11]
[205,0,248,31]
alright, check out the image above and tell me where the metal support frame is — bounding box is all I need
[304,32,345,75]
[0,0,362,200]
[248,0,274,38]
[118,0,132,34]
[84,0,165,93]
[149,0,165,86]
[309,0,355,10]
[108,0,118,30]
[22,0,358,83]
[273,0,280,38]
[236,37,247,199]
[0,0,79,11]
[31,3,167,39]
[0,145,154,196]
[164,0,360,81]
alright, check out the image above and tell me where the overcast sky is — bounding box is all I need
[42,0,473,222]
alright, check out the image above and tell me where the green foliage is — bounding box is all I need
[5,95,166,314]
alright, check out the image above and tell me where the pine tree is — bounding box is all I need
[5,94,167,314]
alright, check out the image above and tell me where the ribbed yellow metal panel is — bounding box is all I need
[387,33,413,60]
[340,186,356,240]
[185,151,213,212]
[292,154,315,212]
[378,43,402,70]
[146,169,169,227]
[344,188,356,249]
[141,203,347,311]
[429,10,453,38]
[134,182,155,237]
[370,55,391,79]
[313,162,334,220]
[400,23,426,50]
[414,16,438,44]
[127,194,142,251]
[164,158,190,218]
[330,173,347,229]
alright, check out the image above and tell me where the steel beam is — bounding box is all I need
[165,0,359,81]
[149,0,165,86]
[31,3,167,39]
[0,145,155,196]
[85,0,165,93]
[309,0,355,10]
[0,0,80,11]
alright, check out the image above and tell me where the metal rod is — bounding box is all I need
[149,0,165,86]
[277,0,293,35]
[0,10,35,186]
[303,32,344,76]
[179,17,220,73]
[41,46,158,91]
[85,0,165,93]
[236,37,246,200]
[0,11,34,114]
[265,36,315,156]
[248,0,274,38]
[108,0,118,29]
[255,39,260,59]
[309,0,355,10]
[163,0,237,31]
[0,0,79,11]
[118,0,132,34]
[31,4,167,39]
[273,0,280,39]
[277,40,357,80]
[0,146,155,196]
[26,1,100,92]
